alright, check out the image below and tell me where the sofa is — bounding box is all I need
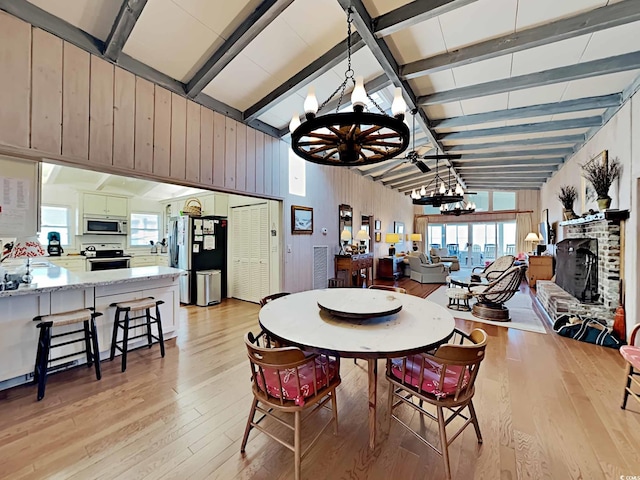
[429,248,460,271]
[407,254,450,284]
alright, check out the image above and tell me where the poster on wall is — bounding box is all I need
[0,176,30,235]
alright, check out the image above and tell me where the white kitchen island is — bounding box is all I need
[0,266,184,389]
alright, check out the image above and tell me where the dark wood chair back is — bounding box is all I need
[259,292,290,307]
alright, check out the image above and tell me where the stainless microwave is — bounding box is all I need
[83,216,128,235]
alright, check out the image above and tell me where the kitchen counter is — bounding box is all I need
[0,266,184,298]
[0,265,184,388]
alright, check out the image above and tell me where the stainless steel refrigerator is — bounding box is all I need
[168,215,228,304]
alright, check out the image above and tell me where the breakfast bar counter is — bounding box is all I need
[0,266,184,388]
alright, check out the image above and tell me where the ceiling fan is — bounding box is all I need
[380,109,462,176]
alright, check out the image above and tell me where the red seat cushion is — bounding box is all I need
[621,345,640,369]
[390,355,470,399]
[256,357,338,406]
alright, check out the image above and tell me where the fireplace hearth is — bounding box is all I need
[536,211,628,325]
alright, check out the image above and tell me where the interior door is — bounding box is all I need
[230,203,269,303]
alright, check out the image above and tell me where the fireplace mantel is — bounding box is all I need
[558,209,629,227]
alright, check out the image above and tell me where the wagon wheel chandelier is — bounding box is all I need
[440,200,476,215]
[411,162,465,207]
[289,8,410,166]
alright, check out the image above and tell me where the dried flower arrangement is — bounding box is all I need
[581,156,621,200]
[557,185,578,210]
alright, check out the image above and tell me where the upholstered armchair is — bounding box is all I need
[429,248,460,271]
[408,255,449,284]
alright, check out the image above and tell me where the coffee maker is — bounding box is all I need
[47,231,63,256]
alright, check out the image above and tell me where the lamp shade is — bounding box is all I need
[524,232,540,242]
[385,233,400,244]
[8,237,45,258]
[340,228,352,242]
[355,229,370,241]
[409,233,422,242]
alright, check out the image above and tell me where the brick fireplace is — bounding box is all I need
[536,210,628,324]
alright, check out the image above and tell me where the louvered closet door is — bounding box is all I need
[250,204,269,302]
[230,203,269,303]
[231,207,250,301]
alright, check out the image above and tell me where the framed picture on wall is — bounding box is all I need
[375,232,381,242]
[291,205,313,234]
[374,219,381,231]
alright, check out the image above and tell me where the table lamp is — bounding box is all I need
[409,233,422,251]
[385,233,400,256]
[8,237,46,284]
[340,228,352,255]
[524,232,540,254]
[355,229,370,253]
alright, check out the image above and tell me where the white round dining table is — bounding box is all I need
[259,288,455,449]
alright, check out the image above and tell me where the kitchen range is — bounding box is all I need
[81,243,131,271]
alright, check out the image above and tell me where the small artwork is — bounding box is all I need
[374,219,381,231]
[375,232,381,242]
[581,150,607,213]
[291,205,313,234]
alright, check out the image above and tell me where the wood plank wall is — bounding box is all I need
[0,14,287,201]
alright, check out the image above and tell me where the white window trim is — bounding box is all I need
[40,204,75,249]
[129,211,162,249]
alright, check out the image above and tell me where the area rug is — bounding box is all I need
[426,286,547,334]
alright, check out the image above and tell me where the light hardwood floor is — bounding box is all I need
[1,280,639,480]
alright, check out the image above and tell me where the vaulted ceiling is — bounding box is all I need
[5,0,640,195]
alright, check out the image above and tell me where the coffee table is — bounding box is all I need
[259,288,455,449]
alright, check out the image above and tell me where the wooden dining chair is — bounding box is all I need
[621,323,640,411]
[241,332,341,480]
[368,285,407,294]
[259,292,291,307]
[386,328,487,480]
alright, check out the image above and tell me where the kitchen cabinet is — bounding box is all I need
[48,256,86,272]
[129,255,169,267]
[83,193,128,217]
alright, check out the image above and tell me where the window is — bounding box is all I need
[130,213,160,246]
[467,191,489,212]
[428,224,443,248]
[493,191,516,211]
[39,205,71,246]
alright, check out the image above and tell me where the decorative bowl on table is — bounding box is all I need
[317,289,403,319]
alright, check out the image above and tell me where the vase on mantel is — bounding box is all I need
[597,196,612,211]
[562,208,578,221]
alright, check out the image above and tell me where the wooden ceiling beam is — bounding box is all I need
[244,33,365,122]
[433,94,621,129]
[403,0,640,79]
[186,0,294,97]
[453,158,563,167]
[419,51,640,105]
[373,0,478,37]
[104,0,148,61]
[379,167,438,184]
[456,148,574,160]
[441,117,602,140]
[456,165,556,172]
[444,134,586,151]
